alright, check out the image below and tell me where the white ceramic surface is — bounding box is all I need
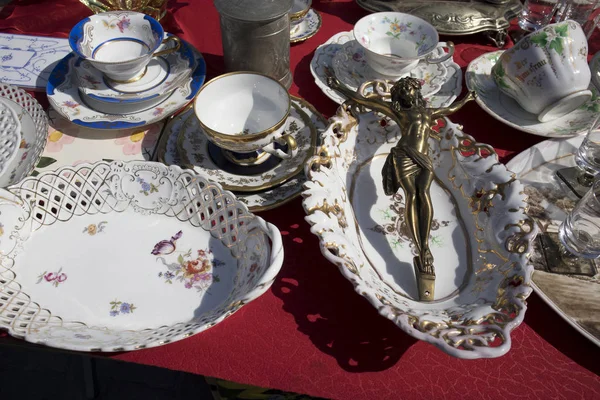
[75,34,196,103]
[492,21,591,122]
[0,33,71,90]
[158,97,328,212]
[290,0,311,20]
[506,136,600,348]
[69,11,179,81]
[353,12,453,76]
[194,73,295,159]
[311,31,462,107]
[290,9,322,43]
[47,42,206,130]
[0,160,283,351]
[466,51,600,138]
[0,100,21,186]
[332,39,448,96]
[302,106,535,358]
[0,84,48,186]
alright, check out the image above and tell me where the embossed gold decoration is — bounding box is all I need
[79,0,168,21]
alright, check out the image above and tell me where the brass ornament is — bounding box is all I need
[326,75,476,301]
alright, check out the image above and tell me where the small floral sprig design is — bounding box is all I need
[62,100,80,116]
[102,17,131,33]
[36,267,67,287]
[0,222,4,237]
[137,177,159,196]
[2,53,13,62]
[83,221,107,236]
[530,23,569,55]
[382,17,412,39]
[82,75,101,87]
[110,300,136,317]
[153,231,224,292]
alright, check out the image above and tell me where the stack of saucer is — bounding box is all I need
[47,11,206,130]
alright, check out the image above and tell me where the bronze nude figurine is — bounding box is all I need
[327,75,476,301]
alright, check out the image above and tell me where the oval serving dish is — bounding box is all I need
[0,161,283,351]
[302,104,536,358]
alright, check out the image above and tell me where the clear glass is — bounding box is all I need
[559,179,600,258]
[555,0,599,26]
[575,114,600,176]
[519,0,561,31]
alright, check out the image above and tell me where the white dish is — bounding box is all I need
[332,39,448,97]
[506,136,600,348]
[0,160,283,351]
[74,34,196,104]
[0,100,21,185]
[290,9,322,44]
[303,106,535,358]
[46,43,206,130]
[311,31,461,107]
[0,84,48,186]
[466,51,600,138]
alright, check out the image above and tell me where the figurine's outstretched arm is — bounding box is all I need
[430,91,477,119]
[327,76,399,122]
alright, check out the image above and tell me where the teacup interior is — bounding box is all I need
[92,39,151,62]
[196,74,289,135]
[355,12,438,58]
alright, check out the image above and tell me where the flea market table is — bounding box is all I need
[0,0,599,399]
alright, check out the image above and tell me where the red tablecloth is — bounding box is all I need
[1,1,599,398]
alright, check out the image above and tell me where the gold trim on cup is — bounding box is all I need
[289,0,312,21]
[194,71,292,145]
[108,66,149,84]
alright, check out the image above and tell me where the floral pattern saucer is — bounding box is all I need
[0,160,283,351]
[157,97,327,212]
[332,39,448,96]
[46,40,206,130]
[506,136,600,347]
[290,9,322,44]
[466,51,600,138]
[311,31,461,107]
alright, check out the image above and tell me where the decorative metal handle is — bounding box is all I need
[153,36,181,58]
[425,41,455,64]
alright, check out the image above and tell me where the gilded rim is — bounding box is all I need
[156,95,327,211]
[194,71,291,143]
[178,101,316,192]
[291,9,322,44]
[289,0,312,21]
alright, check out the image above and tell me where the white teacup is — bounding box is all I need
[492,20,591,123]
[353,12,454,77]
[69,11,180,82]
[194,72,297,165]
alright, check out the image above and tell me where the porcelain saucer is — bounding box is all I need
[74,34,196,103]
[47,41,206,130]
[332,39,448,97]
[157,96,327,212]
[291,9,321,43]
[466,51,600,138]
[311,31,461,107]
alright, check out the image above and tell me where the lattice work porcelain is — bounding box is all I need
[0,84,49,185]
[0,100,21,184]
[302,106,535,358]
[0,161,283,351]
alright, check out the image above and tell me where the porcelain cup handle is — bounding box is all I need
[425,41,454,64]
[262,134,298,160]
[153,36,182,58]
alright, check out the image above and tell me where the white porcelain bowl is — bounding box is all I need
[69,11,180,81]
[353,12,454,77]
[194,72,296,160]
[0,100,21,187]
[492,20,591,122]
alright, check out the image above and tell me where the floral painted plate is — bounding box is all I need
[290,8,322,44]
[466,51,600,138]
[506,136,600,347]
[46,44,206,130]
[303,106,536,358]
[74,34,196,103]
[311,31,461,107]
[0,161,283,351]
[157,96,328,212]
[332,39,448,97]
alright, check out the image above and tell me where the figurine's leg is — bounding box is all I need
[398,175,422,257]
[416,169,435,276]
